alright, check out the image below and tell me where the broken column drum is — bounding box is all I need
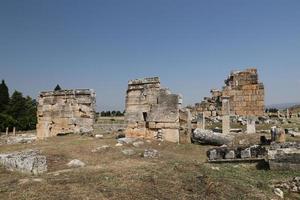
[124,77,189,143]
[36,89,96,139]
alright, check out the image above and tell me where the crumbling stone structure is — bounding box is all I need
[124,77,191,143]
[192,68,265,117]
[36,89,96,139]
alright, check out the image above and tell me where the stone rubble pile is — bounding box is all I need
[274,177,300,193]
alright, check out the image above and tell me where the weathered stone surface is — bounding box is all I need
[143,149,159,158]
[124,77,190,143]
[6,134,37,145]
[192,129,234,146]
[274,177,300,193]
[191,68,265,117]
[132,141,144,147]
[241,148,251,159]
[117,137,138,145]
[207,145,267,161]
[91,145,110,153]
[268,142,300,170]
[122,149,135,156]
[36,89,96,139]
[0,150,47,175]
[67,159,85,168]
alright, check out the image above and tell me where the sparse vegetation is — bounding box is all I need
[0,80,37,132]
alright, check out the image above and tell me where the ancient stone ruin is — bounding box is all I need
[0,150,47,175]
[36,89,96,139]
[192,68,265,117]
[124,77,191,143]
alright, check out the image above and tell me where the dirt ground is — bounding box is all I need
[0,131,300,200]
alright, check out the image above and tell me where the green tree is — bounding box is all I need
[54,84,62,91]
[7,91,37,130]
[0,80,9,111]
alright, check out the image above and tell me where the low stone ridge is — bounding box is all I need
[268,142,300,170]
[0,150,47,175]
[6,135,37,145]
[207,145,267,161]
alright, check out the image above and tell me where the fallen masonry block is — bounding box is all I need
[207,145,267,162]
[0,150,47,175]
[192,129,234,146]
[268,142,300,170]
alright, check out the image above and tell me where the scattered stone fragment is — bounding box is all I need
[95,134,104,139]
[91,145,110,153]
[192,129,234,146]
[211,166,220,171]
[122,149,135,156]
[115,143,123,147]
[133,141,144,147]
[0,149,47,175]
[143,149,159,158]
[67,159,85,168]
[117,137,138,145]
[240,148,251,159]
[274,188,284,199]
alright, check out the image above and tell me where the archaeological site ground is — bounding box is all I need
[1,68,300,200]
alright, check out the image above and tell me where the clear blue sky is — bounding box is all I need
[1,0,300,111]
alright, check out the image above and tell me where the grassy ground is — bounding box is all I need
[0,132,300,200]
[0,117,300,199]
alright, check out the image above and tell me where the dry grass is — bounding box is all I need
[0,129,300,199]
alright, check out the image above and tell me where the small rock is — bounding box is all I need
[117,137,138,144]
[19,179,30,185]
[133,141,144,147]
[95,134,104,139]
[241,148,251,159]
[143,149,159,158]
[67,159,85,168]
[225,150,235,159]
[274,188,284,199]
[122,149,135,156]
[91,145,110,153]
[115,143,123,147]
[32,178,43,182]
[211,166,220,171]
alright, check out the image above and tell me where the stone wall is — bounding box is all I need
[36,89,96,139]
[192,68,265,117]
[124,77,190,143]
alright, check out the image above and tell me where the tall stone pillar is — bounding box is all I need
[5,127,8,136]
[222,96,230,134]
[246,117,256,134]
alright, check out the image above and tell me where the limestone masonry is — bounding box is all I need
[36,89,96,139]
[124,77,191,143]
[192,68,265,117]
